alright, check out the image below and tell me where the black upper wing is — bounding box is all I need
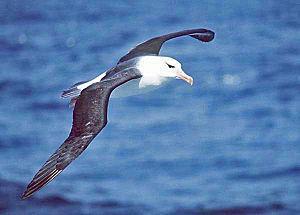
[118,28,215,64]
[22,68,141,199]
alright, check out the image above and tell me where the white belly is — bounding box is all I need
[111,78,165,98]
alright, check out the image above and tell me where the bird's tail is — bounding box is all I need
[61,81,87,99]
[61,72,107,107]
[61,81,90,107]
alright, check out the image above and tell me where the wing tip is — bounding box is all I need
[190,29,215,43]
[21,189,33,200]
[21,169,62,200]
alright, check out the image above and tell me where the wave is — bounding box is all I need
[0,178,148,214]
[230,166,300,181]
[172,203,288,215]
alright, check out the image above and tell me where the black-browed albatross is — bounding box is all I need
[22,28,215,199]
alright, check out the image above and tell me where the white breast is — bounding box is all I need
[111,77,168,98]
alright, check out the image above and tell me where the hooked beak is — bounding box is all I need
[175,70,193,85]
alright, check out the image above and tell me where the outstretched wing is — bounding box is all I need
[22,68,142,199]
[118,28,215,64]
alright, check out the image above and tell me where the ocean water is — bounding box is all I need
[0,0,299,214]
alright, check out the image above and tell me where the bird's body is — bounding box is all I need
[65,56,187,101]
[22,28,215,199]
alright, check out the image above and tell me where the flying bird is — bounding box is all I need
[22,28,215,199]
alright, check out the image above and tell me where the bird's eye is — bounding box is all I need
[166,63,175,68]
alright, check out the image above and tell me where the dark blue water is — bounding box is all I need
[0,0,299,214]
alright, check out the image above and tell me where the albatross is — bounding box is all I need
[22,28,215,199]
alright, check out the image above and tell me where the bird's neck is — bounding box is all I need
[137,56,170,88]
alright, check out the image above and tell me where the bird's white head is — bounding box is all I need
[137,56,193,87]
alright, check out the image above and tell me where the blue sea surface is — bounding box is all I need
[0,0,299,214]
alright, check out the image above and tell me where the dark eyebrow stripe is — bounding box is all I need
[166,62,175,68]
